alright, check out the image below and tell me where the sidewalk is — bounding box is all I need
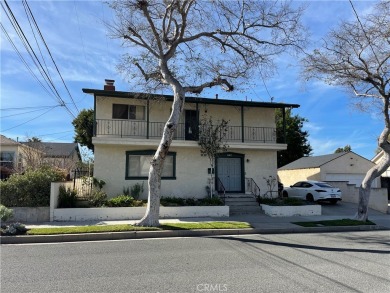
[2,202,389,244]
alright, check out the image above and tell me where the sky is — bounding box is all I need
[0,0,384,161]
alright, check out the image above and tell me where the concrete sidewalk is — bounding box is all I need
[2,202,389,244]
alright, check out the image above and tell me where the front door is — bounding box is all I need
[185,110,198,140]
[217,156,243,192]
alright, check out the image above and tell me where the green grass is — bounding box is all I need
[27,221,252,235]
[292,219,376,228]
[160,221,252,230]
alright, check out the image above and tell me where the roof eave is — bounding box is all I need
[82,88,300,109]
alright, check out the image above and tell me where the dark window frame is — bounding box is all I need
[125,150,176,180]
[112,104,145,120]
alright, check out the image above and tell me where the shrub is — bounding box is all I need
[258,197,311,206]
[0,166,66,207]
[57,185,78,208]
[1,222,28,236]
[105,195,144,207]
[160,196,223,206]
[160,196,186,206]
[87,190,108,207]
[0,205,14,222]
[130,182,144,200]
[196,197,224,206]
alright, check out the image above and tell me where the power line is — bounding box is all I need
[1,0,78,121]
[1,1,70,111]
[23,0,80,114]
[0,105,68,111]
[0,22,59,102]
[1,107,58,132]
[0,105,60,118]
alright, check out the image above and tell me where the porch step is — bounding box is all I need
[223,193,262,215]
[225,199,258,206]
[229,205,263,215]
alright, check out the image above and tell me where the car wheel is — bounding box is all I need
[330,199,338,205]
[282,191,288,198]
[306,194,314,202]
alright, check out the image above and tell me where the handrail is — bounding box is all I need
[94,119,276,143]
[245,178,261,199]
[216,177,226,205]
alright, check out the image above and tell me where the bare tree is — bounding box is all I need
[108,0,307,226]
[198,115,229,197]
[302,1,390,221]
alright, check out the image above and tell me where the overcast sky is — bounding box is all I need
[0,0,383,160]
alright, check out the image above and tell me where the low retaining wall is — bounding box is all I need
[50,182,229,222]
[260,204,321,217]
[8,207,50,223]
[326,181,388,213]
[52,206,229,222]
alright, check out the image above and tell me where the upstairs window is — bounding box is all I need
[113,104,145,120]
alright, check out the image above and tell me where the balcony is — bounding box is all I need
[95,119,276,143]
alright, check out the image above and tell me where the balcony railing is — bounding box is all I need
[95,119,276,143]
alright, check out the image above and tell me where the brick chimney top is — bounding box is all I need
[104,79,115,91]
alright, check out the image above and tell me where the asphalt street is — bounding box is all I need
[1,231,390,293]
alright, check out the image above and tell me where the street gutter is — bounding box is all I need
[1,225,388,244]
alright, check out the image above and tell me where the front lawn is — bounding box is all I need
[292,219,376,227]
[26,221,252,235]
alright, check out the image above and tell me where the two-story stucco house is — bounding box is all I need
[82,81,299,199]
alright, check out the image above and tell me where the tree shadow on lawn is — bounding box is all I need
[216,235,390,254]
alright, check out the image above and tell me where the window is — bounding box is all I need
[126,150,176,179]
[113,104,145,120]
[0,151,15,168]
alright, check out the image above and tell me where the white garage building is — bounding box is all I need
[278,152,379,188]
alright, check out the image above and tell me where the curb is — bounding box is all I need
[1,225,388,244]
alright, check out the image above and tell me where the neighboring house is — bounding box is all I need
[82,80,299,199]
[0,135,43,179]
[22,142,81,175]
[278,151,379,188]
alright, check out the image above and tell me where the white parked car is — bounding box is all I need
[282,181,342,204]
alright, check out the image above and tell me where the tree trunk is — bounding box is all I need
[137,86,185,227]
[355,127,390,221]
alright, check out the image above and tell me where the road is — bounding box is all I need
[1,231,390,293]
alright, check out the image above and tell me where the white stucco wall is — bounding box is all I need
[321,153,378,187]
[95,96,276,128]
[93,144,278,199]
[326,181,388,213]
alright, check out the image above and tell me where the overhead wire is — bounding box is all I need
[0,22,58,102]
[23,0,80,114]
[0,105,60,118]
[1,0,71,114]
[1,107,58,132]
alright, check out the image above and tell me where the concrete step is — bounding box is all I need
[225,200,258,206]
[225,196,256,202]
[229,205,264,215]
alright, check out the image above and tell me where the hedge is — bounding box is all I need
[0,166,66,207]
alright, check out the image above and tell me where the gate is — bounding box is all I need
[72,168,93,200]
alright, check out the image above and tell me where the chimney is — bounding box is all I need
[104,79,115,91]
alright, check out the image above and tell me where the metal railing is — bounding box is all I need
[216,177,226,205]
[245,178,261,203]
[72,168,93,200]
[95,119,276,143]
